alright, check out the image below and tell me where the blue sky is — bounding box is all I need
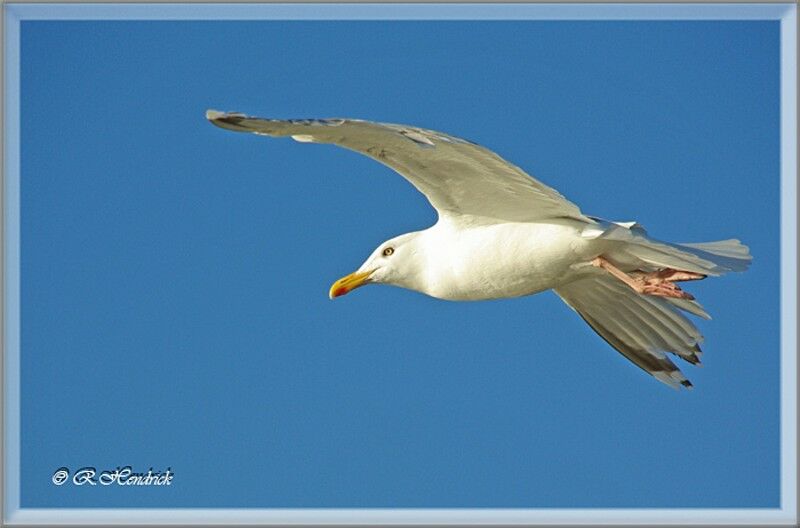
[20,20,779,508]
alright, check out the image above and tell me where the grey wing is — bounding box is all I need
[207,110,589,223]
[554,271,705,389]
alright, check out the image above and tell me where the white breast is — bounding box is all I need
[415,217,593,301]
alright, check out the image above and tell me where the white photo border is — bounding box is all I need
[3,2,796,525]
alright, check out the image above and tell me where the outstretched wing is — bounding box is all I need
[554,271,705,389]
[207,110,589,223]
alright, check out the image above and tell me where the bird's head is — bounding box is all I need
[329,231,424,299]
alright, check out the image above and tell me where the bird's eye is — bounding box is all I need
[382,247,394,257]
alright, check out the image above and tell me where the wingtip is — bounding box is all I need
[206,109,226,121]
[654,370,694,390]
[206,110,254,132]
[206,109,249,122]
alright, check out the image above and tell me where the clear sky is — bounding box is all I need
[20,20,779,508]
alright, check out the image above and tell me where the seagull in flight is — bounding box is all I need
[207,110,751,389]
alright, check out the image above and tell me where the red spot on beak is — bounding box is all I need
[332,286,348,298]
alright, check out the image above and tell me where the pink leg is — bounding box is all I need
[591,257,705,300]
[631,269,706,283]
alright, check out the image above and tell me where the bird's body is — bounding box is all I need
[207,110,751,389]
[404,216,592,301]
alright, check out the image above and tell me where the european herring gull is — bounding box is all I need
[207,110,751,389]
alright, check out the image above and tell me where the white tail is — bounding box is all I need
[584,218,752,276]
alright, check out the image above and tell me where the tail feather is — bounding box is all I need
[680,239,751,259]
[672,239,752,273]
[585,219,752,276]
[619,244,724,275]
[618,237,751,276]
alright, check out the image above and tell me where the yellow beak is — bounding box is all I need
[329,270,374,299]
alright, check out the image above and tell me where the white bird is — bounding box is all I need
[207,110,751,389]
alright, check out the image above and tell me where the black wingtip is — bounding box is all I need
[679,353,702,366]
[205,110,251,132]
